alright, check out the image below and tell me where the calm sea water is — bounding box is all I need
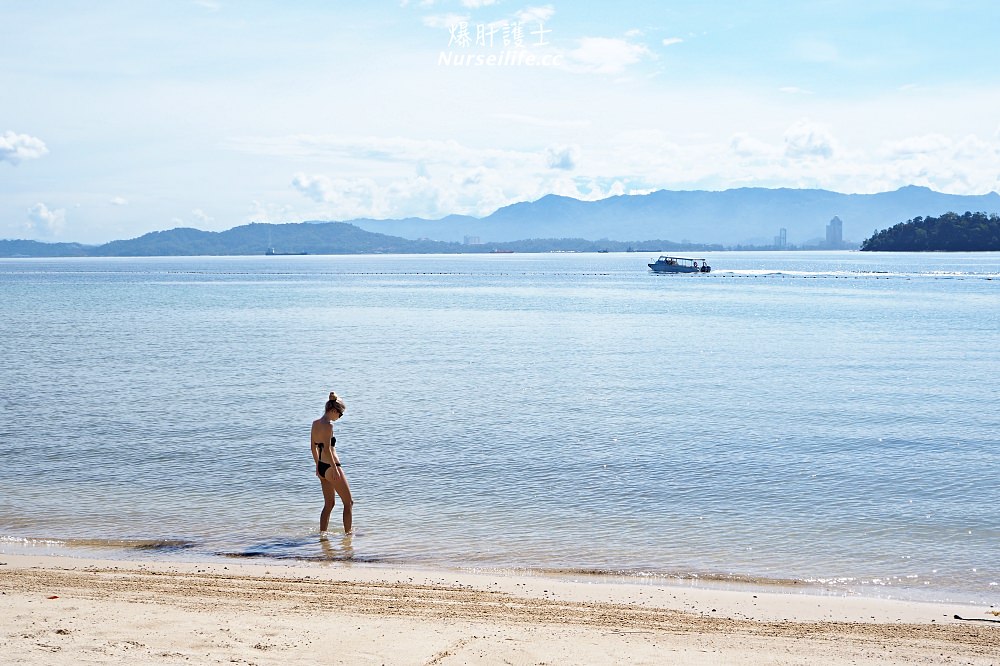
[1,251,998,604]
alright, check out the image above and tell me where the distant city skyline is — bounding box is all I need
[3,1,999,243]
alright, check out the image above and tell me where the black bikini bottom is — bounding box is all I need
[317,461,343,478]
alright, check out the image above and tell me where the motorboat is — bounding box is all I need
[648,256,711,273]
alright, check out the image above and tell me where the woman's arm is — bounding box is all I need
[310,423,322,477]
[310,424,320,463]
[330,444,345,479]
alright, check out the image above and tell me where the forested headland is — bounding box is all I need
[860,211,1000,251]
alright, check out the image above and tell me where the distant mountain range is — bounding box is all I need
[0,222,709,258]
[0,223,461,258]
[352,185,1000,246]
[3,185,1000,257]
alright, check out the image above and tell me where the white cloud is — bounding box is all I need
[778,86,813,95]
[677,124,1000,196]
[232,134,529,169]
[250,200,268,221]
[291,173,379,218]
[192,208,214,224]
[882,134,952,157]
[784,120,837,159]
[1,131,49,165]
[423,13,469,28]
[954,134,992,160]
[292,170,488,219]
[26,203,65,235]
[545,144,579,170]
[290,146,570,220]
[460,0,497,7]
[566,37,653,74]
[278,133,679,221]
[661,37,683,47]
[293,171,488,221]
[193,0,220,11]
[730,133,779,159]
[247,200,296,224]
[275,131,658,219]
[516,5,555,25]
[110,196,128,206]
[291,173,339,203]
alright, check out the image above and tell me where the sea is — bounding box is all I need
[1,251,998,605]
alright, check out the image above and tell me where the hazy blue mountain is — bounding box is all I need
[0,222,461,257]
[1,221,717,257]
[351,186,1000,245]
[0,239,93,257]
[86,221,466,256]
[5,186,1000,257]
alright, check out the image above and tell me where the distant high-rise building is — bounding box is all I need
[463,235,481,245]
[778,227,787,249]
[826,216,843,247]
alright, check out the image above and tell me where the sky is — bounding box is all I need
[2,0,1000,244]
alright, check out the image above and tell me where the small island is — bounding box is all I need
[861,211,1000,251]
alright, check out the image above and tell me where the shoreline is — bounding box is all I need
[2,553,998,664]
[3,533,995,607]
[5,530,998,608]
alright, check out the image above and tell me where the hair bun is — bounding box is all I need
[329,391,338,401]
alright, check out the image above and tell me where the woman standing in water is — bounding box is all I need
[312,391,353,533]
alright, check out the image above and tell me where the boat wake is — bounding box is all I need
[711,269,998,280]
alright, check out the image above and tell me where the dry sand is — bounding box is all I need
[1,553,997,664]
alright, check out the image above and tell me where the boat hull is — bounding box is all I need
[648,264,701,273]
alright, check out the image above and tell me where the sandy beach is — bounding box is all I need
[1,554,997,665]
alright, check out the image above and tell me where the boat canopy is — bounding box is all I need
[653,256,706,264]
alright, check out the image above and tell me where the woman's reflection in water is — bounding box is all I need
[320,533,354,562]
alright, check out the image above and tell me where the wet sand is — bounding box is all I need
[1,554,997,664]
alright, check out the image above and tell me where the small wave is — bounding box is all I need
[533,566,807,587]
[0,535,64,547]
[127,539,198,552]
[216,550,382,563]
[0,535,197,552]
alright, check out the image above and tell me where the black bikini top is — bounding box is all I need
[314,436,336,451]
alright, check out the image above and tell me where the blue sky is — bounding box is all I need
[2,0,999,243]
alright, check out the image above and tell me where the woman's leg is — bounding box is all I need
[319,476,337,532]
[332,468,354,534]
